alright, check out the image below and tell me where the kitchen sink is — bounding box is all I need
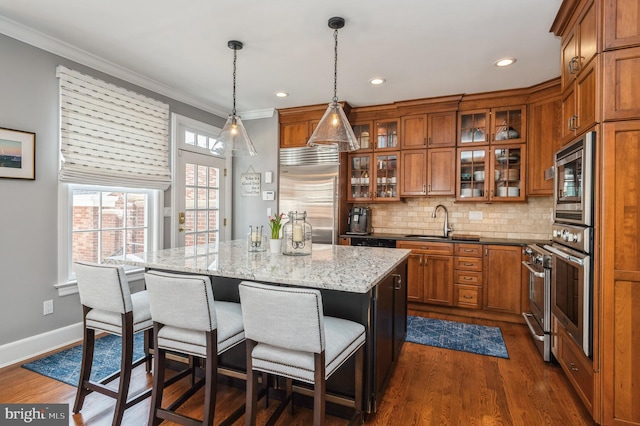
[403,234,450,239]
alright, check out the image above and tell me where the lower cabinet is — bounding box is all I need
[483,244,523,315]
[454,244,483,309]
[397,241,454,306]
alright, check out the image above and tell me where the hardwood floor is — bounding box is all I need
[0,311,595,425]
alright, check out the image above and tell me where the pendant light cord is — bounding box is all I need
[333,28,339,104]
[232,46,238,116]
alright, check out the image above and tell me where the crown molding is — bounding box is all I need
[240,108,275,120]
[0,15,232,118]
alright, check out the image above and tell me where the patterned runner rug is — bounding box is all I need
[406,316,509,359]
[22,332,145,386]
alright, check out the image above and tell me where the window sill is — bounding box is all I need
[55,267,146,297]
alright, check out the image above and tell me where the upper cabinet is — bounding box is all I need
[560,0,597,91]
[458,106,526,146]
[604,0,640,50]
[401,111,456,149]
[351,121,373,151]
[375,119,399,151]
[278,103,351,148]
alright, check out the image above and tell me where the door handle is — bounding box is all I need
[178,226,192,232]
[178,211,186,224]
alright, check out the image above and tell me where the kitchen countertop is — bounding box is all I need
[106,239,410,294]
[344,232,550,246]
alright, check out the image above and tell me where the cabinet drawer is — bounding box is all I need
[397,241,453,255]
[454,257,482,271]
[454,270,483,286]
[559,328,594,407]
[454,243,482,257]
[454,284,482,309]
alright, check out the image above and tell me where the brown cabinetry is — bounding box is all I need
[401,111,456,149]
[527,81,562,196]
[397,241,454,306]
[427,147,456,196]
[561,56,599,144]
[279,104,343,148]
[561,0,597,90]
[458,106,526,146]
[400,149,427,196]
[373,152,400,201]
[454,244,483,309]
[375,119,399,150]
[483,245,523,315]
[604,0,640,50]
[347,153,373,202]
[603,46,640,121]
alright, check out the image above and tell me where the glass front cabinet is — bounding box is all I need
[458,106,526,145]
[457,145,526,202]
[348,153,372,201]
[351,121,373,151]
[375,120,399,150]
[374,152,400,201]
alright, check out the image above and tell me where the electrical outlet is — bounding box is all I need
[267,207,272,217]
[43,300,54,315]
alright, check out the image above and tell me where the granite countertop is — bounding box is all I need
[106,239,410,294]
[344,232,550,246]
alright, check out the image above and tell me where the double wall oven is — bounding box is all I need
[547,131,595,358]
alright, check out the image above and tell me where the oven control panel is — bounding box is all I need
[552,223,591,254]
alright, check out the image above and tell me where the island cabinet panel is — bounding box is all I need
[483,245,523,315]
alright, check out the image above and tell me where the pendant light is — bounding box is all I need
[211,40,258,157]
[307,17,359,152]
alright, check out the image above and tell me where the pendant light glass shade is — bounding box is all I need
[211,114,257,156]
[307,17,359,152]
[307,101,359,151]
[210,40,257,157]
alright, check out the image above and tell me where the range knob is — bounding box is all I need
[552,229,560,238]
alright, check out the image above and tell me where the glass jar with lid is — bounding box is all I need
[247,225,267,252]
[282,211,312,256]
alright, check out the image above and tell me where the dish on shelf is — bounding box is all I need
[495,127,520,140]
[473,171,484,181]
[496,154,520,164]
[460,128,485,143]
[460,188,482,197]
[497,187,520,197]
[499,169,520,181]
[461,173,472,181]
[460,151,485,163]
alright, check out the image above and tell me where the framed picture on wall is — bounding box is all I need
[0,127,35,180]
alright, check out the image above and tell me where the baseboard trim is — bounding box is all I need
[0,322,83,369]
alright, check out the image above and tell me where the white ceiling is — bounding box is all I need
[0,0,563,117]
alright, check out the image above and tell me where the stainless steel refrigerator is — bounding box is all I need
[279,147,339,244]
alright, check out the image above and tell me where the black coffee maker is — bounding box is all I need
[347,207,372,235]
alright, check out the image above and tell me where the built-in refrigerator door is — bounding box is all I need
[279,163,338,244]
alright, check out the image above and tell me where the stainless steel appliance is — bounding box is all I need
[548,131,596,358]
[553,131,595,226]
[522,243,554,362]
[545,223,592,357]
[279,147,339,244]
[347,207,372,235]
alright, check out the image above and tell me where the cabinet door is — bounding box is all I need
[347,154,373,201]
[602,121,640,425]
[373,153,400,201]
[561,29,578,90]
[528,95,562,196]
[401,115,427,149]
[424,254,454,306]
[406,253,424,302]
[280,121,310,148]
[491,106,526,144]
[483,245,522,314]
[375,120,399,150]
[575,57,598,135]
[352,121,373,151]
[457,148,488,201]
[561,84,577,144]
[428,111,457,147]
[604,47,640,121]
[400,149,427,196]
[577,0,597,72]
[427,147,455,196]
[604,0,640,49]
[490,145,526,201]
[458,110,490,146]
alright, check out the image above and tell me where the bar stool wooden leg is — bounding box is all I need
[112,314,134,426]
[245,339,258,426]
[313,353,326,426]
[73,311,95,413]
[148,324,165,426]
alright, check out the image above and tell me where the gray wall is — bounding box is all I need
[232,116,280,239]
[0,33,230,346]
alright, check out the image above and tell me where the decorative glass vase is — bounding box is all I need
[282,211,312,256]
[247,225,267,252]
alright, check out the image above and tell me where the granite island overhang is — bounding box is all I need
[107,240,410,415]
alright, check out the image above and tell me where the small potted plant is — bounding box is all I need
[268,212,285,254]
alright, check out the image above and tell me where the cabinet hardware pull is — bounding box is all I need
[428,184,431,193]
[464,249,473,252]
[425,137,429,146]
[464,263,473,266]
[464,277,473,280]
[568,362,579,372]
[463,295,473,299]
[423,184,426,194]
[392,273,402,290]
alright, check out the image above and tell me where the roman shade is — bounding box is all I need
[57,66,171,189]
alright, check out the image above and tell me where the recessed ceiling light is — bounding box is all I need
[274,92,289,98]
[369,78,386,85]
[495,58,517,67]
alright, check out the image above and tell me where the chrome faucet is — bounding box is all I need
[432,204,452,237]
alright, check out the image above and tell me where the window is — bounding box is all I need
[57,184,162,295]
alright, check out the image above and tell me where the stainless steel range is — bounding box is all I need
[522,243,554,362]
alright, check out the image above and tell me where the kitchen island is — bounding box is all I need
[108,240,410,414]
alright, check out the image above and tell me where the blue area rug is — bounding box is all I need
[22,333,145,386]
[406,316,509,359]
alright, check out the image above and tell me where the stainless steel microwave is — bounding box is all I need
[553,131,595,227]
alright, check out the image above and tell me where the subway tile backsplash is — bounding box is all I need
[362,196,553,241]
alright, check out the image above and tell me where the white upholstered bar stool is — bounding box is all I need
[238,281,366,426]
[73,261,153,426]
[144,270,245,426]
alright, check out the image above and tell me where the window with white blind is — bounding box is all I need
[56,67,166,293]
